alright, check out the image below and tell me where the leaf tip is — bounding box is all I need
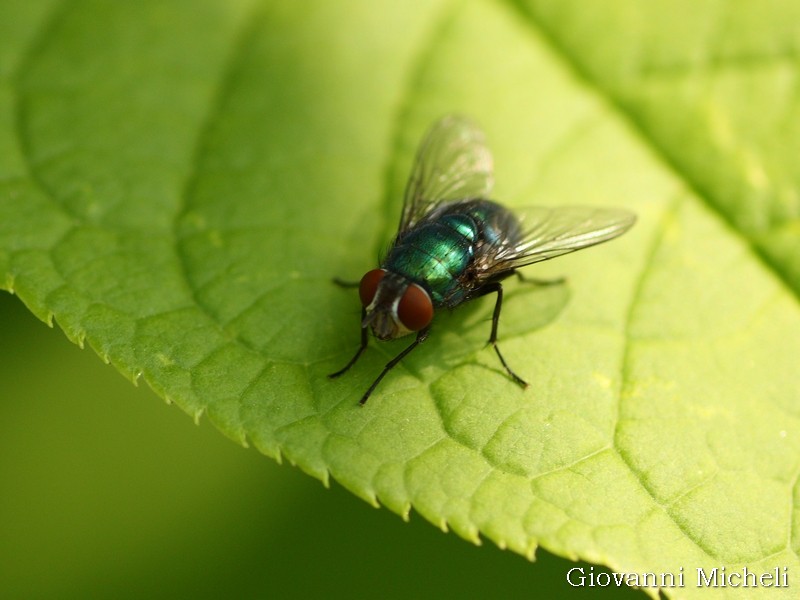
[436,518,449,534]
[191,406,205,425]
[524,543,538,562]
[319,469,331,488]
[461,526,481,546]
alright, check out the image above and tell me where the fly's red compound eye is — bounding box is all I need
[359,269,386,306]
[397,283,433,331]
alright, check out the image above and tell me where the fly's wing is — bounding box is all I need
[491,206,636,271]
[399,115,494,232]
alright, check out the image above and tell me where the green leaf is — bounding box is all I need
[1,1,798,597]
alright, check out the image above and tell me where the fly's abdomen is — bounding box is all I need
[384,214,478,306]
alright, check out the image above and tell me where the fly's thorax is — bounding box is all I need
[457,199,523,247]
[384,216,479,305]
[358,269,433,340]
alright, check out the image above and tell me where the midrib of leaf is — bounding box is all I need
[507,0,800,305]
[377,0,465,252]
[355,0,472,380]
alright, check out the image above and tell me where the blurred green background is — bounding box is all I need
[0,291,642,599]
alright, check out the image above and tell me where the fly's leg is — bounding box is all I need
[515,271,565,286]
[333,277,360,288]
[476,282,528,389]
[360,327,430,405]
[329,307,368,378]
[329,276,366,376]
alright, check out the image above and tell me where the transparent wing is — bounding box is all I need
[493,206,636,271]
[399,115,494,232]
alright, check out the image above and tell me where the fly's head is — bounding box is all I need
[358,269,433,340]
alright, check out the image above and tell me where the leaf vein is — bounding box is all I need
[12,0,81,221]
[173,2,266,353]
[610,193,723,559]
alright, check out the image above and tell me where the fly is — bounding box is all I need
[330,115,636,405]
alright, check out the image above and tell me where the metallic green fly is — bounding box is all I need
[331,115,636,404]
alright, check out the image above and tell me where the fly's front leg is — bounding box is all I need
[333,277,360,288]
[478,282,528,389]
[329,307,368,378]
[360,327,430,405]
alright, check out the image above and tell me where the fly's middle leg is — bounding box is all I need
[477,282,528,389]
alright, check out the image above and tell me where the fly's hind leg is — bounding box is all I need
[475,282,528,389]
